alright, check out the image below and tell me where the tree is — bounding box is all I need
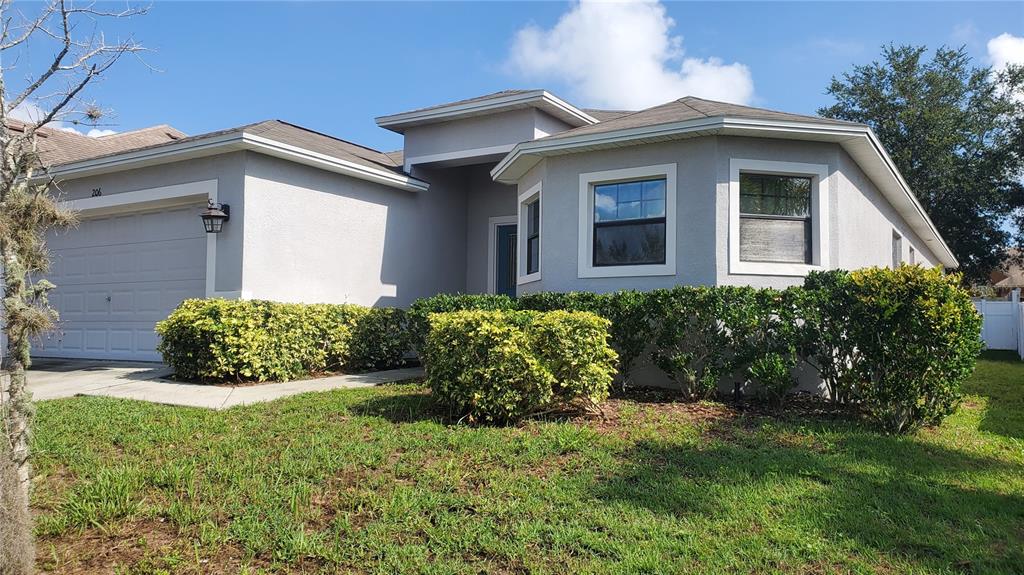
[819,45,1024,283]
[0,2,144,572]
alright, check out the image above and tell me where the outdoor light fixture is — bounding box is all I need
[199,199,230,233]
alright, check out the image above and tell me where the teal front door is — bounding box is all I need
[495,224,517,298]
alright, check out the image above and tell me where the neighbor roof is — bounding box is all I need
[10,119,186,166]
[375,89,599,133]
[37,119,428,192]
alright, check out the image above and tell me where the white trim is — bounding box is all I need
[517,182,542,285]
[577,164,677,279]
[490,116,957,268]
[402,143,515,172]
[728,159,830,277]
[487,215,518,295]
[37,131,429,193]
[65,179,216,216]
[375,90,598,131]
[206,181,219,298]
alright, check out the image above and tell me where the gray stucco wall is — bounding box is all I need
[464,164,517,294]
[242,154,467,307]
[517,137,719,294]
[55,152,247,295]
[402,109,575,164]
[834,148,941,268]
[515,135,945,294]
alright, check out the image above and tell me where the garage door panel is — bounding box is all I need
[37,203,207,361]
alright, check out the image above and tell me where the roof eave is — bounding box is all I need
[375,90,598,133]
[34,132,429,193]
[491,117,958,268]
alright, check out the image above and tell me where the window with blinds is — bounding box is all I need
[739,173,812,264]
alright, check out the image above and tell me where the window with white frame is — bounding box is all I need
[578,164,677,278]
[517,182,542,284]
[909,245,916,265]
[729,159,829,276]
[892,230,902,268]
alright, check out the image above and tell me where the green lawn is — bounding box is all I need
[30,351,1024,574]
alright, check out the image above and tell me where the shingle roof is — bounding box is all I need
[11,120,186,166]
[38,119,406,176]
[582,109,635,122]
[388,89,537,117]
[542,97,865,141]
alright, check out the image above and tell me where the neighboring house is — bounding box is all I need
[989,249,1024,297]
[28,89,956,361]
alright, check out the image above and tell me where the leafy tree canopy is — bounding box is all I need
[820,45,1024,283]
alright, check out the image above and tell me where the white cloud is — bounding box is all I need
[988,32,1024,73]
[8,101,117,137]
[506,0,754,110]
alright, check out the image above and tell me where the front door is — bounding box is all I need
[495,223,517,298]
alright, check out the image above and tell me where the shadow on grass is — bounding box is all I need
[963,350,1024,440]
[594,420,1024,573]
[348,386,447,424]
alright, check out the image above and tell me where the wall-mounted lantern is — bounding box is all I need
[200,199,230,233]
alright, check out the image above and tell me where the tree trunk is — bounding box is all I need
[1,242,35,574]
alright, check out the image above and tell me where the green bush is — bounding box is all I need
[649,286,762,400]
[748,351,798,407]
[346,307,409,372]
[407,293,517,350]
[156,299,406,383]
[424,310,616,424]
[800,270,860,403]
[518,290,655,386]
[842,265,983,433]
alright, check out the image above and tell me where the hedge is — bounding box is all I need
[156,299,407,383]
[412,265,982,433]
[423,310,617,424]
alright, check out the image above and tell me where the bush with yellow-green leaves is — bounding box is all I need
[423,309,617,424]
[156,299,407,383]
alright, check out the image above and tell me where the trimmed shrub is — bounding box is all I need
[346,307,409,372]
[424,310,616,424]
[843,265,983,433]
[156,299,406,383]
[407,293,517,350]
[518,290,655,386]
[800,270,859,402]
[748,351,798,407]
[649,286,762,400]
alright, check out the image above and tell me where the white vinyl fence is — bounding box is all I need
[974,289,1022,358]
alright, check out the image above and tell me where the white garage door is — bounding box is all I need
[35,203,207,361]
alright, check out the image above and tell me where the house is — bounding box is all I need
[988,249,1024,297]
[30,89,957,361]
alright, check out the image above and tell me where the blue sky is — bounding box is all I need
[12,1,1024,152]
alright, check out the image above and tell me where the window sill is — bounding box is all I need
[578,262,676,278]
[729,260,824,277]
[517,272,541,285]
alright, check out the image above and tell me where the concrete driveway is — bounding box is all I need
[22,357,423,409]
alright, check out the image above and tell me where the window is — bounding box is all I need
[728,159,830,276]
[578,164,677,278]
[892,230,902,268]
[593,178,666,266]
[739,173,812,264]
[517,182,542,284]
[526,198,540,274]
[909,245,916,265]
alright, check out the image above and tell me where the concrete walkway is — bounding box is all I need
[23,358,424,409]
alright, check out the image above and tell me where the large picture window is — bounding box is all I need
[738,173,812,264]
[593,178,666,266]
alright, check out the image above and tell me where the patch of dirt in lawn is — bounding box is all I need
[36,519,259,574]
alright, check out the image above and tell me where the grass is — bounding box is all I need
[29,351,1024,574]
